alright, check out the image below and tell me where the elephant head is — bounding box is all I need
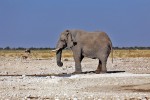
[53,30,76,67]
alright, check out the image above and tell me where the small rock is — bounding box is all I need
[46,76,51,79]
[51,76,56,79]
[24,97,27,100]
[55,96,59,100]
[73,97,78,100]
[22,74,26,77]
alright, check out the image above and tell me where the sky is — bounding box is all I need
[0,0,150,48]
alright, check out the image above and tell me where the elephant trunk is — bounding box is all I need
[56,49,63,67]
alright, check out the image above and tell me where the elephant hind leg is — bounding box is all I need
[101,60,107,73]
[95,60,102,74]
[95,59,107,74]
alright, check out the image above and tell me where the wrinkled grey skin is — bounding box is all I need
[55,30,112,74]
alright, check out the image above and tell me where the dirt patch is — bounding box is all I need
[122,83,150,92]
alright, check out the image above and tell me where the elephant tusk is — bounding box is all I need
[52,48,60,52]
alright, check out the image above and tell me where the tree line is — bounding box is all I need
[0,46,150,50]
[0,47,54,50]
[113,46,150,50]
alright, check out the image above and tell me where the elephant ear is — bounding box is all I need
[66,30,76,48]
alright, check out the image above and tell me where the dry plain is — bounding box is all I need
[0,50,150,99]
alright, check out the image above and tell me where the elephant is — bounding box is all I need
[53,30,113,74]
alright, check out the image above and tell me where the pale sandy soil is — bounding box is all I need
[0,56,150,99]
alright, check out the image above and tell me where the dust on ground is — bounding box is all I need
[0,57,150,99]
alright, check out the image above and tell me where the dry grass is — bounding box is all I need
[113,49,150,58]
[0,50,73,59]
[0,49,150,59]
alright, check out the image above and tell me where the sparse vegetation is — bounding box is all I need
[0,49,150,58]
[112,50,150,58]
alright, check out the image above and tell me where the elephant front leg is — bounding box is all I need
[73,55,83,74]
[74,60,82,74]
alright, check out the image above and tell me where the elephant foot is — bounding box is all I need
[72,71,82,74]
[95,70,101,74]
[95,70,107,74]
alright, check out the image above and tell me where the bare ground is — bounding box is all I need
[0,57,150,99]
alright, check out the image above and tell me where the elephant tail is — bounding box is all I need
[111,46,113,63]
[110,41,113,64]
